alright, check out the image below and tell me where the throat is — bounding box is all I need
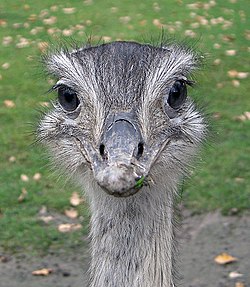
[88,188,176,287]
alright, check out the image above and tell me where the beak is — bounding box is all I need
[92,112,146,197]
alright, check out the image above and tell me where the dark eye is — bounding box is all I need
[167,80,187,109]
[58,86,80,112]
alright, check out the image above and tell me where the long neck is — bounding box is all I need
[87,183,177,287]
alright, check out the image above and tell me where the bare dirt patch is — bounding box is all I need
[0,211,249,287]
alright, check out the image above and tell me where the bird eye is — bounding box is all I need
[58,86,80,112]
[167,80,187,109]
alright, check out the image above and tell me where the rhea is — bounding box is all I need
[38,41,207,287]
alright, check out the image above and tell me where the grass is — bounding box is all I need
[0,0,249,254]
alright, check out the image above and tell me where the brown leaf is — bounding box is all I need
[229,271,243,279]
[212,112,221,120]
[70,192,83,206]
[39,101,50,107]
[32,268,53,276]
[214,252,238,265]
[58,223,82,233]
[234,177,244,183]
[0,255,9,263]
[18,188,28,203]
[62,29,73,36]
[39,206,47,215]
[64,208,78,219]
[43,16,57,25]
[234,111,250,121]
[0,19,7,27]
[33,173,42,181]
[237,72,248,79]
[2,62,10,69]
[4,100,15,108]
[213,59,221,65]
[62,7,76,14]
[232,80,240,87]
[37,41,49,53]
[228,70,238,78]
[16,37,30,48]
[20,174,29,182]
[8,156,16,162]
[2,36,13,46]
[244,111,250,119]
[39,216,54,223]
[225,49,236,56]
[235,283,245,287]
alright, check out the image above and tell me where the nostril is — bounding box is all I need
[99,144,106,159]
[136,142,144,159]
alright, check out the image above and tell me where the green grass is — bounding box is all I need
[0,0,249,254]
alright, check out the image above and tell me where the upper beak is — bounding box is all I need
[92,112,146,197]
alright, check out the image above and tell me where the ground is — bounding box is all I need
[1,210,249,287]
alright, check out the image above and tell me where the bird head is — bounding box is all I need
[38,41,207,197]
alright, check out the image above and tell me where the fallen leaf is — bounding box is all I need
[216,82,224,88]
[228,207,239,215]
[0,19,7,27]
[37,41,49,53]
[2,62,10,69]
[39,206,47,215]
[153,2,161,10]
[212,112,221,119]
[232,80,240,87]
[65,208,78,219]
[21,174,29,182]
[50,5,58,12]
[62,7,76,14]
[102,36,112,42]
[237,72,248,79]
[213,59,221,65]
[228,70,249,79]
[213,43,221,49]
[235,283,245,287]
[0,255,9,263]
[225,49,236,56]
[16,37,30,48]
[221,34,235,42]
[184,30,196,38]
[43,16,57,25]
[23,22,30,28]
[58,223,82,233]
[33,173,42,181]
[62,29,73,36]
[228,70,239,78]
[32,268,53,276]
[18,188,28,203]
[39,101,50,107]
[234,177,244,183]
[229,271,243,279]
[28,14,37,22]
[39,216,54,223]
[2,36,13,46]
[244,111,250,119]
[9,156,16,162]
[4,100,15,108]
[214,252,238,265]
[70,192,82,206]
[23,4,30,10]
[234,111,250,121]
[119,16,131,24]
[110,7,118,13]
[13,23,22,29]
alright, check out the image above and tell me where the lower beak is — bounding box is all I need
[93,113,145,197]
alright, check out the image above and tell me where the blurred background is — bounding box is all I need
[0,0,249,286]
